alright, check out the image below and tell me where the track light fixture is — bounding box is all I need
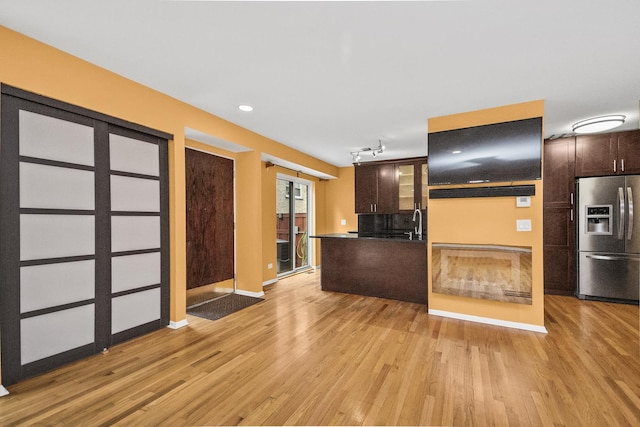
[351,140,385,165]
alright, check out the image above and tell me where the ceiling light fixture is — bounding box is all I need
[238,104,253,112]
[572,115,625,134]
[351,140,385,165]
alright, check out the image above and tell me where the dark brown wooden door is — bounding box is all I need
[575,133,616,177]
[617,129,640,174]
[543,137,576,295]
[185,149,234,289]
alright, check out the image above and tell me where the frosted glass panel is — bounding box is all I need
[111,216,160,252]
[111,288,160,334]
[20,162,95,210]
[21,304,94,365]
[19,110,94,166]
[20,261,95,313]
[110,134,159,176]
[110,175,160,212]
[20,215,94,260]
[112,253,161,293]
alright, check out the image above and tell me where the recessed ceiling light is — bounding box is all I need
[572,115,625,134]
[238,105,253,112]
[452,150,462,154]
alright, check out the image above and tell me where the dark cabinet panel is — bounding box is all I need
[616,129,640,174]
[544,137,575,207]
[576,130,640,177]
[375,163,396,213]
[575,133,616,177]
[543,137,576,295]
[354,164,378,213]
[354,162,397,214]
[355,158,427,214]
[543,207,576,295]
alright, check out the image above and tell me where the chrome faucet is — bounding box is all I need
[413,208,422,240]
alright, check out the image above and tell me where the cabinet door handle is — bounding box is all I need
[614,159,617,173]
[621,159,625,172]
[370,203,373,212]
[570,208,574,222]
[374,203,377,212]
[570,192,574,206]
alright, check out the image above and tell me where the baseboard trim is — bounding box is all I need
[263,278,278,287]
[167,319,189,329]
[0,385,9,397]
[428,309,548,333]
[235,289,265,298]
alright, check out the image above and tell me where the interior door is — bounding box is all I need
[185,149,234,289]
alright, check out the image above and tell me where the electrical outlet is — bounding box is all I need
[267,263,273,269]
[340,219,347,225]
[516,219,532,231]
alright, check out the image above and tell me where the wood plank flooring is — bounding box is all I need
[1,270,639,426]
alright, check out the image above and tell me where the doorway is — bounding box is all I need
[185,149,234,307]
[276,175,312,276]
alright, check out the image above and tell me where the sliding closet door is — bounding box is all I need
[109,128,169,343]
[0,102,99,383]
[0,85,170,385]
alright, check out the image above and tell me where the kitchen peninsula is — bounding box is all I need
[312,233,427,304]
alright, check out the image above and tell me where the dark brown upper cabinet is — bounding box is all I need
[354,162,397,214]
[575,129,640,177]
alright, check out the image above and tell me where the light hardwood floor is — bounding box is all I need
[1,270,639,426]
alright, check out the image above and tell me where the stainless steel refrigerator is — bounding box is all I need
[577,175,640,302]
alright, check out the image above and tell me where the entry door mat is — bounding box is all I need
[187,293,264,321]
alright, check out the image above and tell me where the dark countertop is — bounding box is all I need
[311,232,426,243]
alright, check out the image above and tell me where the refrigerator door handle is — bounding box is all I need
[628,186,633,240]
[586,254,640,261]
[618,187,625,239]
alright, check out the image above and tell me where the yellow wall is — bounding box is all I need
[0,25,340,321]
[324,167,358,233]
[427,100,545,328]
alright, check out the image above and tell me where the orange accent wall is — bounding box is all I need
[427,100,545,328]
[324,167,358,233]
[0,25,340,320]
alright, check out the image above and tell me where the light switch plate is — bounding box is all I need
[340,219,347,225]
[516,219,532,231]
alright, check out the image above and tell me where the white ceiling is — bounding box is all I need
[2,0,639,167]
